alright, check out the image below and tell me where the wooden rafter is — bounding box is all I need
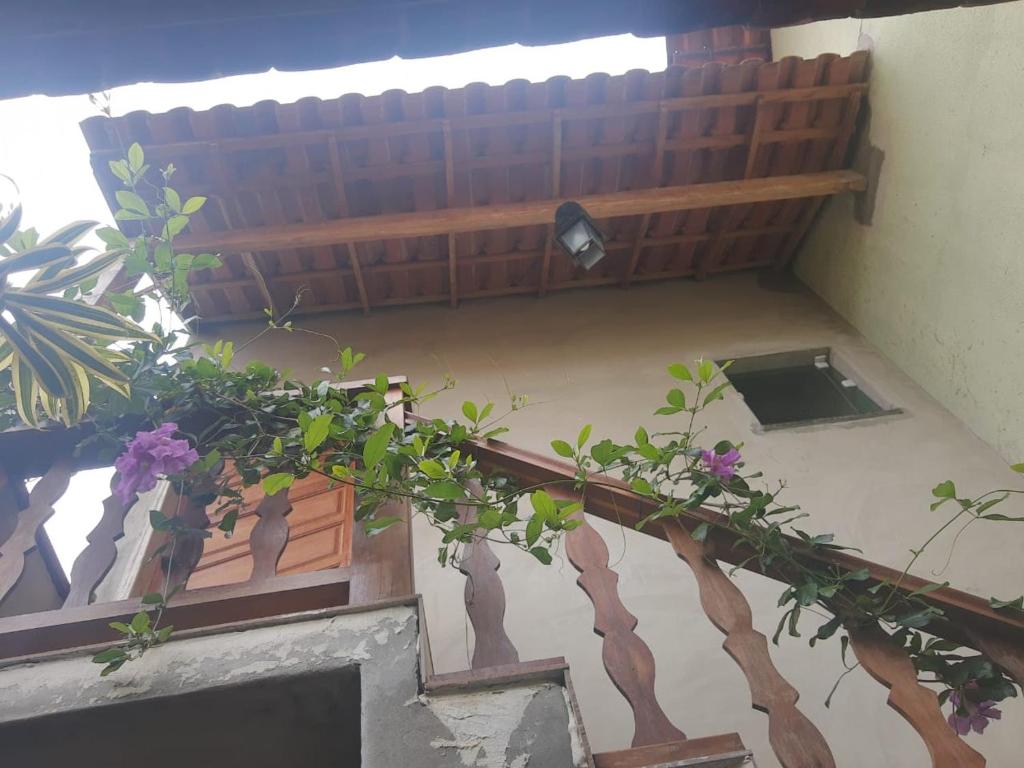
[443,120,458,307]
[538,116,562,297]
[176,171,865,255]
[623,105,669,287]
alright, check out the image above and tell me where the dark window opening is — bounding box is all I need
[722,349,898,430]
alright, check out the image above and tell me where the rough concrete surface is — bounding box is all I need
[0,605,580,767]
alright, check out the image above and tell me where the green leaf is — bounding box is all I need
[364,516,403,536]
[130,611,151,633]
[418,459,447,479]
[550,439,574,458]
[691,522,710,542]
[654,406,682,416]
[698,359,714,383]
[262,472,295,495]
[478,508,503,529]
[92,648,127,664]
[108,291,144,321]
[461,401,478,422]
[127,143,145,172]
[668,363,692,381]
[989,596,1024,612]
[703,382,731,406]
[182,196,207,214]
[303,412,333,453]
[362,422,396,469]
[932,480,956,499]
[163,215,189,239]
[218,509,239,535]
[96,226,130,249]
[981,513,1024,522]
[1010,462,1024,473]
[108,160,131,183]
[530,490,557,521]
[109,621,132,634]
[115,190,149,216]
[634,427,649,445]
[796,581,819,606]
[577,424,592,448]
[424,481,466,500]
[141,592,165,605]
[526,516,544,547]
[666,388,686,407]
[529,547,553,565]
[191,253,222,270]
[164,187,182,213]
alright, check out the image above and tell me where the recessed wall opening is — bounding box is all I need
[0,666,362,767]
[721,348,900,430]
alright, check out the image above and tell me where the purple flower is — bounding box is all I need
[114,422,199,504]
[947,689,1002,736]
[700,448,741,480]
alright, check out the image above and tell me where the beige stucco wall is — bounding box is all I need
[218,273,1022,766]
[771,3,1024,463]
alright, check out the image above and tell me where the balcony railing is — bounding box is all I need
[0,384,1021,767]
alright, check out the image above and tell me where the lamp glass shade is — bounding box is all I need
[554,202,606,270]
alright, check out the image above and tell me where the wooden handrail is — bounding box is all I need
[453,431,1024,652]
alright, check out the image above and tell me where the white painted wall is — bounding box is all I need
[772,2,1024,463]
[220,273,1022,766]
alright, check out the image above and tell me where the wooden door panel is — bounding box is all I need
[185,467,353,590]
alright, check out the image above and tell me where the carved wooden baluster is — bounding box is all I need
[848,623,986,768]
[457,481,519,668]
[0,458,73,607]
[161,492,211,596]
[665,522,836,768]
[64,473,138,607]
[249,488,293,582]
[564,505,686,747]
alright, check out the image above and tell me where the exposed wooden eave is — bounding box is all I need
[175,170,866,255]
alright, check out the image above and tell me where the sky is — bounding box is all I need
[0,34,666,575]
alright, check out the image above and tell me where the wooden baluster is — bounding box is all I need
[162,493,211,596]
[848,623,986,768]
[665,522,836,768]
[457,481,519,668]
[64,473,138,608]
[564,505,686,747]
[0,458,73,607]
[249,489,293,582]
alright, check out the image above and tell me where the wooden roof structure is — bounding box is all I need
[82,52,870,322]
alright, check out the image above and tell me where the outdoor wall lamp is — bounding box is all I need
[554,201,606,270]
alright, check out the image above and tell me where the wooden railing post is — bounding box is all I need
[456,480,519,668]
[0,458,73,608]
[848,623,986,768]
[248,489,293,582]
[665,521,835,768]
[64,473,138,608]
[348,384,414,604]
[561,497,685,748]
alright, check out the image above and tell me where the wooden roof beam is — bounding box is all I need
[175,170,866,255]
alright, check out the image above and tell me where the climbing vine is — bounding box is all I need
[1,142,1020,736]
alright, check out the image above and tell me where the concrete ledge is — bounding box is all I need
[425,657,569,694]
[594,734,750,768]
